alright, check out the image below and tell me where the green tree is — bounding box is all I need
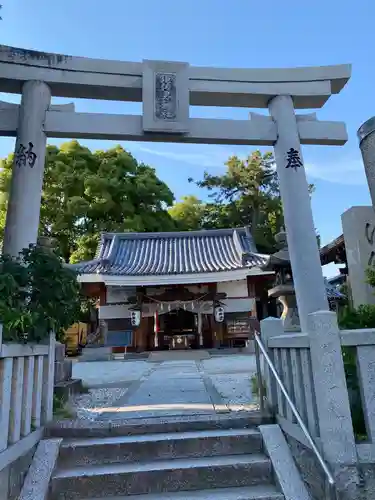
[188,151,284,253]
[184,150,316,253]
[0,245,81,343]
[0,141,176,262]
[168,196,207,231]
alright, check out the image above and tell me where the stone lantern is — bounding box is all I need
[262,229,346,331]
[261,229,301,332]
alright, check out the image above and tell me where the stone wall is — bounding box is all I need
[0,445,37,500]
[284,433,326,500]
[358,463,375,500]
[284,433,375,499]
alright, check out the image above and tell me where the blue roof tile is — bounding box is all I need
[76,227,268,276]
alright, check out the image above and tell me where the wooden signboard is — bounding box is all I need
[226,314,257,338]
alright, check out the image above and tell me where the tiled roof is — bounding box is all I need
[75,228,269,276]
[325,277,346,300]
[320,235,345,257]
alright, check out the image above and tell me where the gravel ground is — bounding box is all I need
[208,372,258,411]
[72,360,150,387]
[70,387,129,421]
[202,355,257,375]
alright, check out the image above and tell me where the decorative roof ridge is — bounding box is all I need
[244,226,258,253]
[242,251,270,268]
[100,227,251,240]
[233,229,245,260]
[250,251,271,260]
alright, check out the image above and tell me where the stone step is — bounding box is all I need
[51,453,272,499]
[84,484,284,499]
[47,412,273,439]
[58,428,263,467]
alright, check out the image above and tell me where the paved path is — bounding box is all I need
[71,355,259,421]
[99,361,224,419]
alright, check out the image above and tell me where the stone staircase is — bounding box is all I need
[47,416,299,500]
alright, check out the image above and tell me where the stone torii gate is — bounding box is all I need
[0,45,351,332]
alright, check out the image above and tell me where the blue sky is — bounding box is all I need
[1,0,374,276]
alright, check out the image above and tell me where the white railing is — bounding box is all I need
[0,325,55,471]
[263,325,375,461]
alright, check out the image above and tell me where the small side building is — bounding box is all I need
[73,228,274,351]
[320,233,347,287]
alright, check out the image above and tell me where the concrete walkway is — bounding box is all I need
[98,361,221,419]
[71,355,259,421]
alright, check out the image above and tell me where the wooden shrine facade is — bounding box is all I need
[81,279,271,352]
[74,228,274,352]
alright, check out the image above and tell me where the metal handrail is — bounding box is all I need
[254,330,337,500]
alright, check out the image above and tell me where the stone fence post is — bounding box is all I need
[307,310,359,497]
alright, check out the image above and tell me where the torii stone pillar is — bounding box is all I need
[269,95,329,332]
[3,80,51,257]
[358,116,375,208]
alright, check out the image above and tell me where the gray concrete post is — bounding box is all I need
[269,95,328,332]
[307,310,359,495]
[358,117,375,209]
[3,80,51,257]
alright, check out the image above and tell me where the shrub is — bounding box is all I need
[0,244,82,343]
[338,304,374,439]
[338,304,375,330]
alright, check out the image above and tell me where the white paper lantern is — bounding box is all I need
[130,310,141,327]
[214,306,225,323]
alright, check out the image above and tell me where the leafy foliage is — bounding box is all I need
[366,264,375,290]
[337,300,375,439]
[186,151,283,252]
[0,141,176,262]
[0,245,81,343]
[168,195,224,231]
[177,150,317,252]
[338,304,375,330]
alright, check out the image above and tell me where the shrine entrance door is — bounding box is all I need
[161,309,199,350]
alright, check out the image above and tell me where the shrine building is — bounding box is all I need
[74,227,275,351]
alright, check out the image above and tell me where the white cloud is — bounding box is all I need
[131,145,234,169]
[305,160,366,185]
[132,144,367,186]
